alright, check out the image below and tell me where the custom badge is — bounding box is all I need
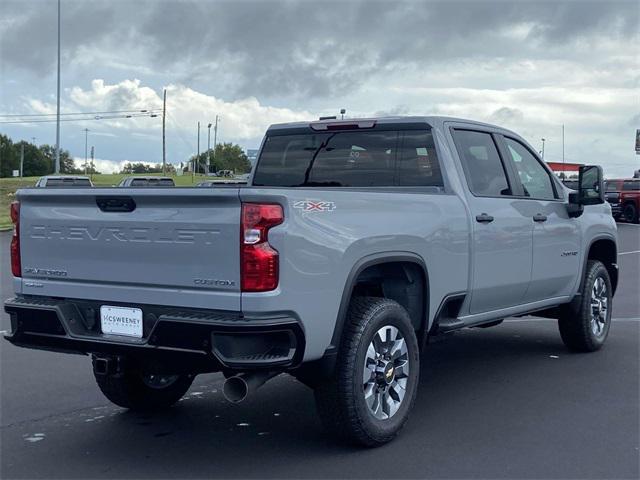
[293,200,336,212]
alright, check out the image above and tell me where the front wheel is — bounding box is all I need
[314,297,420,447]
[624,203,639,223]
[95,369,194,410]
[558,260,612,352]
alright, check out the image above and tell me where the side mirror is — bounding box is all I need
[578,165,605,205]
[567,165,605,217]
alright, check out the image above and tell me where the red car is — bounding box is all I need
[606,178,640,223]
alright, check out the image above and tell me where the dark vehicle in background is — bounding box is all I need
[35,175,93,187]
[606,179,640,223]
[606,179,624,220]
[117,176,175,187]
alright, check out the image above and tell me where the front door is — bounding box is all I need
[500,136,581,301]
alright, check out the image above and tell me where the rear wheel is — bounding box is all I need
[623,202,639,223]
[314,297,420,447]
[95,369,194,410]
[558,260,612,352]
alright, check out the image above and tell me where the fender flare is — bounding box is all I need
[327,252,430,353]
[573,234,618,304]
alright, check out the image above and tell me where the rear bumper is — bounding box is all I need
[4,296,305,373]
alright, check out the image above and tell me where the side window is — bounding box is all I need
[504,138,556,200]
[623,181,640,191]
[397,131,443,187]
[453,130,511,196]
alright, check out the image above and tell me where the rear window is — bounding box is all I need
[252,130,443,188]
[46,178,91,187]
[129,178,175,187]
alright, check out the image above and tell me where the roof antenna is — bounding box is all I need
[340,108,346,120]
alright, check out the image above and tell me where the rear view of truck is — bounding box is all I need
[5,186,303,408]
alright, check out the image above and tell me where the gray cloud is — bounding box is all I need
[1,0,638,99]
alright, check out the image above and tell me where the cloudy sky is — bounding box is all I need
[1,0,638,176]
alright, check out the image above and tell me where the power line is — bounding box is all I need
[0,113,159,124]
[0,108,161,118]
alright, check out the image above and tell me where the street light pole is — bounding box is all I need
[90,146,94,181]
[162,89,166,175]
[213,115,219,149]
[541,138,546,160]
[83,128,89,174]
[207,122,212,175]
[54,0,61,173]
[193,121,200,183]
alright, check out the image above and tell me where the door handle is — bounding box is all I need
[475,213,494,223]
[533,213,548,222]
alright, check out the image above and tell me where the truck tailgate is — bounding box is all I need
[16,188,241,311]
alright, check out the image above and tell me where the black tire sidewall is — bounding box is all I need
[349,301,420,441]
[581,262,613,348]
[624,203,638,223]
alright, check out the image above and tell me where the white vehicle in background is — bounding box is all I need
[35,175,93,187]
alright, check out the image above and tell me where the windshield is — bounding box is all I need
[605,182,620,192]
[252,129,443,188]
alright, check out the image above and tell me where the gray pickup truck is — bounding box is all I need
[5,116,618,446]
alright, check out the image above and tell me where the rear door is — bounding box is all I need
[498,135,580,302]
[451,128,533,314]
[18,187,242,310]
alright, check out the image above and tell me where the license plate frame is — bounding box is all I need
[100,305,143,338]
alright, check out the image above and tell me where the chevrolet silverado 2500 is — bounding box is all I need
[4,116,618,446]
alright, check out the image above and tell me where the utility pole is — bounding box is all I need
[90,146,94,182]
[54,0,61,173]
[193,121,200,182]
[20,143,24,177]
[207,122,212,175]
[541,138,546,160]
[212,115,219,173]
[162,89,166,175]
[83,128,89,174]
[562,124,565,168]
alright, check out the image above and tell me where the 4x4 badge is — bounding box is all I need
[293,200,336,212]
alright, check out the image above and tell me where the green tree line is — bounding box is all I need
[1,133,252,178]
[0,134,87,177]
[188,143,252,174]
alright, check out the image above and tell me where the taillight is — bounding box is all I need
[241,203,283,292]
[10,201,21,277]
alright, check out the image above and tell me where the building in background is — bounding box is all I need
[246,149,259,168]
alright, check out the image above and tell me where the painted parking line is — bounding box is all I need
[619,250,640,255]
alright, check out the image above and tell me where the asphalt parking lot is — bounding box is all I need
[1,224,638,479]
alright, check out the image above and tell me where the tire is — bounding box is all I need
[314,297,420,447]
[623,202,639,224]
[95,369,194,410]
[558,260,612,352]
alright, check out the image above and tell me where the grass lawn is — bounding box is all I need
[0,173,222,230]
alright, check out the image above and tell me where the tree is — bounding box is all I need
[17,141,50,177]
[40,144,76,174]
[188,142,251,174]
[120,162,165,174]
[0,134,19,177]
